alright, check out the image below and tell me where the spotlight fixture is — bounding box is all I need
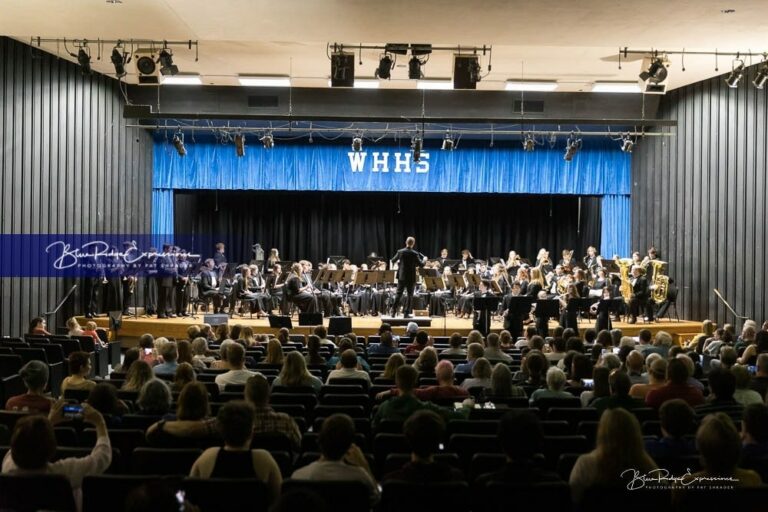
[753,61,768,89]
[110,46,127,78]
[411,136,423,162]
[331,51,355,87]
[548,132,557,149]
[351,134,363,152]
[158,49,179,76]
[375,54,393,80]
[522,133,536,152]
[453,55,482,89]
[441,131,455,151]
[408,56,424,80]
[234,133,245,157]
[639,57,668,83]
[75,46,91,75]
[564,134,582,162]
[172,131,186,157]
[725,60,745,88]
[260,132,274,149]
[620,134,634,153]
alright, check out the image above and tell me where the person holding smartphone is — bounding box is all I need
[1,401,111,509]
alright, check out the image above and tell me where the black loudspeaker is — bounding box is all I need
[108,311,123,330]
[328,316,352,336]
[203,314,229,326]
[299,313,323,326]
[453,55,481,90]
[268,315,293,329]
[331,52,355,87]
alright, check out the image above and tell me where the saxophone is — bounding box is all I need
[614,256,633,304]
[649,260,669,304]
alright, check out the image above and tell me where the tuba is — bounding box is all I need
[614,256,633,304]
[649,260,669,304]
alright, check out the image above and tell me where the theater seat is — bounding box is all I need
[0,473,76,512]
[380,481,470,512]
[282,479,371,512]
[181,478,270,512]
[482,482,571,512]
[382,453,461,478]
[581,485,672,512]
[131,447,202,475]
[82,475,155,512]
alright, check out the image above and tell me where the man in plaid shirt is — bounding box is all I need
[245,374,302,451]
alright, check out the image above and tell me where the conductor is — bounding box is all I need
[390,236,426,318]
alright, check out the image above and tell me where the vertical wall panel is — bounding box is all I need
[633,64,768,324]
[0,37,153,336]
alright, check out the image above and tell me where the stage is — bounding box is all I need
[82,314,703,347]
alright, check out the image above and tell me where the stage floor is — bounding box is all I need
[82,313,703,346]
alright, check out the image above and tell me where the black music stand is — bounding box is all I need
[473,295,501,336]
[107,310,123,366]
[568,297,598,323]
[268,315,293,329]
[299,312,323,326]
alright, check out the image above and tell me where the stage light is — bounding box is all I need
[76,47,91,75]
[110,47,127,78]
[331,52,355,87]
[621,134,634,153]
[260,132,274,149]
[234,133,245,157]
[408,56,423,80]
[753,62,768,89]
[441,132,454,151]
[351,135,363,152]
[376,54,393,80]
[564,134,581,161]
[522,133,536,152]
[158,49,179,76]
[172,131,186,157]
[411,136,423,162]
[639,57,668,83]
[725,60,745,88]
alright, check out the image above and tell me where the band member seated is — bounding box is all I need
[535,248,553,275]
[199,258,226,314]
[437,248,450,267]
[301,260,336,317]
[628,265,650,324]
[527,267,546,298]
[583,246,602,275]
[391,237,426,318]
[285,263,318,313]
[459,249,474,270]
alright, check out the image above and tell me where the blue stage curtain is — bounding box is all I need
[153,142,630,195]
[151,189,174,246]
[600,194,631,258]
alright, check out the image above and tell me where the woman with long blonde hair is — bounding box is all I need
[272,351,322,391]
[379,353,406,381]
[527,267,546,297]
[121,360,153,392]
[569,408,656,504]
[264,338,284,365]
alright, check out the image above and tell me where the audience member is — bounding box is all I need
[1,401,111,509]
[137,379,173,416]
[138,334,156,365]
[86,383,129,425]
[264,338,285,365]
[368,331,399,356]
[644,399,697,458]
[274,351,323,392]
[246,374,301,451]
[327,338,370,371]
[61,351,96,395]
[190,401,282,503]
[412,346,438,374]
[173,362,197,392]
[146,382,214,442]
[304,335,327,365]
[750,354,768,398]
[625,350,647,385]
[153,342,179,376]
[379,353,406,381]
[382,410,464,482]
[694,368,743,419]
[314,325,336,349]
[66,317,84,337]
[567,354,593,388]
[4,360,54,413]
[645,358,705,409]
[545,337,567,363]
[191,337,216,368]
[741,403,768,460]
[460,357,492,390]
[591,370,642,414]
[214,343,259,391]
[113,347,139,374]
[291,414,379,504]
[489,363,526,398]
[455,343,484,374]
[732,365,765,406]
[580,366,610,407]
[121,360,153,392]
[28,316,51,336]
[629,358,667,400]
[326,349,371,385]
[529,367,573,404]
[484,333,512,363]
[404,330,430,354]
[569,408,656,504]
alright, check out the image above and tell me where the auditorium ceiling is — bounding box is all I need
[3,0,766,91]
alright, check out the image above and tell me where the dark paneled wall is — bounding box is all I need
[0,37,153,336]
[632,65,768,324]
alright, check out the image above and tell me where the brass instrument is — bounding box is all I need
[648,260,669,304]
[613,255,633,304]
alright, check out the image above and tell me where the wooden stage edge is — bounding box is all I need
[81,314,704,347]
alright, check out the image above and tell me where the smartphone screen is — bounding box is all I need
[63,404,83,418]
[144,348,153,355]
[581,378,594,389]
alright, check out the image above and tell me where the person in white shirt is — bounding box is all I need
[326,349,371,385]
[291,414,379,505]
[484,333,512,363]
[2,401,111,511]
[215,343,259,391]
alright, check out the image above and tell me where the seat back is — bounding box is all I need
[82,475,157,512]
[182,478,270,512]
[0,473,76,512]
[131,447,202,475]
[381,481,470,512]
[282,479,371,512]
[483,482,571,512]
[0,354,23,377]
